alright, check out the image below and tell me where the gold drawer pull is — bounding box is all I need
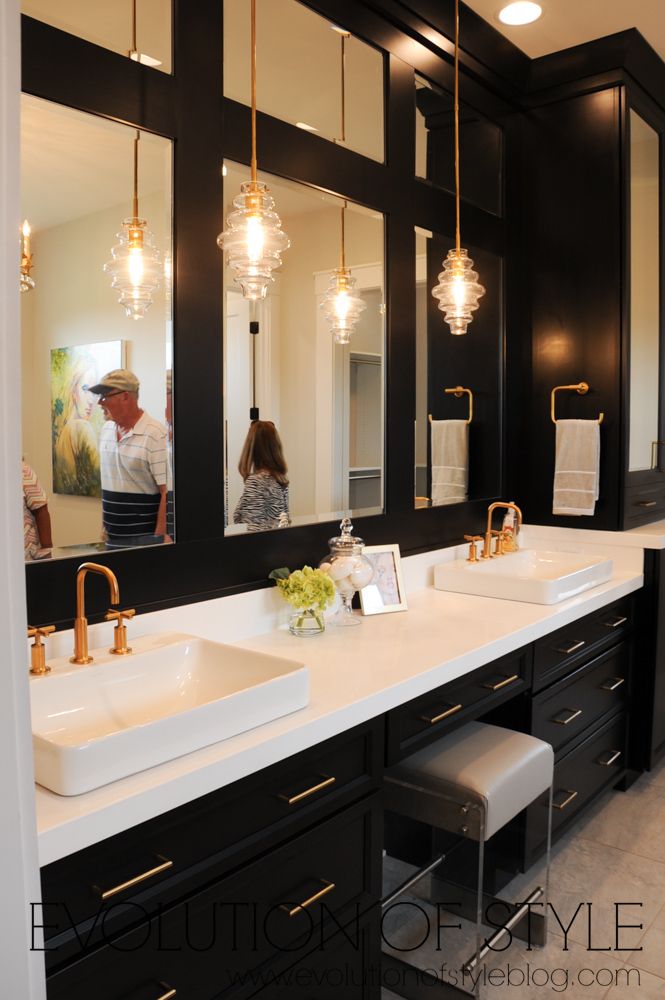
[598,750,622,767]
[279,775,336,805]
[600,676,625,692]
[156,987,177,1000]
[482,673,519,692]
[94,855,173,900]
[555,639,585,656]
[280,879,336,917]
[552,707,582,726]
[421,703,463,725]
[637,500,658,508]
[553,789,578,811]
[601,615,628,629]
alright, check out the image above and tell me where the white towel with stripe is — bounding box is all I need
[431,419,468,506]
[553,419,600,516]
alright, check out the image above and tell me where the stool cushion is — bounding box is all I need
[385,722,554,841]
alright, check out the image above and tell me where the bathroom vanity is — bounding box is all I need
[35,539,645,999]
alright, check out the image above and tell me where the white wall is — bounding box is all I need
[21,191,170,547]
[0,0,47,994]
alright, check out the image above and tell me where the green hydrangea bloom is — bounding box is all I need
[272,565,336,612]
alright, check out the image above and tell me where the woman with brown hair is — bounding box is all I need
[233,420,290,532]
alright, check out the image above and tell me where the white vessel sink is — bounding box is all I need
[434,549,613,605]
[31,632,309,796]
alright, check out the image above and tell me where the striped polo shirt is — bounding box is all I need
[99,412,167,539]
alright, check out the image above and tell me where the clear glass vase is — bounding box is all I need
[288,607,325,637]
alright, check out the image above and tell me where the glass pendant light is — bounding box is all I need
[19,220,35,293]
[320,29,365,345]
[104,1,162,320]
[431,0,485,335]
[217,0,290,300]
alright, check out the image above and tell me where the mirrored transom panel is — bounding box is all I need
[21,96,173,562]
[22,0,172,73]
[223,162,385,534]
[224,0,384,163]
[415,227,503,509]
[415,74,502,217]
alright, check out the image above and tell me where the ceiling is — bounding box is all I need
[463,0,665,63]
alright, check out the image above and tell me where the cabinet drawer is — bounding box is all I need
[250,909,381,999]
[41,719,383,963]
[525,713,627,863]
[624,479,665,526]
[533,596,633,691]
[46,795,382,1000]
[532,641,629,754]
[386,648,530,763]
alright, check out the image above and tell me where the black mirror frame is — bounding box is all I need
[22,0,515,629]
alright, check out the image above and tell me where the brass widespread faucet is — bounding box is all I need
[481,502,523,560]
[71,562,120,664]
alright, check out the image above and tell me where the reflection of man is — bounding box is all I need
[88,369,170,545]
[22,461,53,560]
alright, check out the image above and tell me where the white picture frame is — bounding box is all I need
[359,543,408,615]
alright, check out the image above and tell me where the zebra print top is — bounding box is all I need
[233,471,290,532]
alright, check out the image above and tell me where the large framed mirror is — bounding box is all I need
[21,94,173,563]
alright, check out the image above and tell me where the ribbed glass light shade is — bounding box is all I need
[104,218,162,320]
[431,248,485,336]
[218,181,290,301]
[321,268,366,345]
[20,272,35,293]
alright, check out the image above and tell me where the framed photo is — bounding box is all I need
[359,544,408,615]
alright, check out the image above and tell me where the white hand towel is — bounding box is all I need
[553,419,601,516]
[431,419,468,506]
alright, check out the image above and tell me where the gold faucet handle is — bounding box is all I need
[105,608,135,656]
[490,529,506,557]
[27,625,55,675]
[463,535,483,563]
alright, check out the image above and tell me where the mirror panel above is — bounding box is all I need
[21,95,174,562]
[415,73,503,217]
[21,0,172,73]
[415,227,503,509]
[223,0,385,163]
[223,161,385,534]
[629,109,660,473]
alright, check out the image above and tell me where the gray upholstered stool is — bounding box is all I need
[383,721,554,998]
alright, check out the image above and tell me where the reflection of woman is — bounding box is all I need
[233,421,290,532]
[54,358,100,496]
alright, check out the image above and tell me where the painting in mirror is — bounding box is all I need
[21,95,173,562]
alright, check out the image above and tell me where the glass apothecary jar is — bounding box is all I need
[320,517,374,626]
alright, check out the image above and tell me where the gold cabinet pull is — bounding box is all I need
[280,879,336,917]
[482,673,519,692]
[552,707,583,726]
[278,775,336,805]
[600,676,625,692]
[555,639,585,656]
[156,987,177,1000]
[93,855,173,900]
[636,500,658,508]
[553,789,578,811]
[601,615,628,629]
[421,703,463,725]
[597,750,622,767]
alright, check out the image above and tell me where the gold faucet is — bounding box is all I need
[71,563,120,664]
[482,502,523,560]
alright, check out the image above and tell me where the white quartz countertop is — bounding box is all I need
[34,556,643,867]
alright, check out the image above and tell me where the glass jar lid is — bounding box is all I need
[327,516,365,554]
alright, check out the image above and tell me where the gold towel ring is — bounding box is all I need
[427,386,473,424]
[551,382,604,424]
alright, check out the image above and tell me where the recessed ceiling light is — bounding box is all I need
[296,121,319,132]
[498,1,542,26]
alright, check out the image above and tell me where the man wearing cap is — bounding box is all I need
[88,369,170,545]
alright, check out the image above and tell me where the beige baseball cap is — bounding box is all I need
[88,369,139,395]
